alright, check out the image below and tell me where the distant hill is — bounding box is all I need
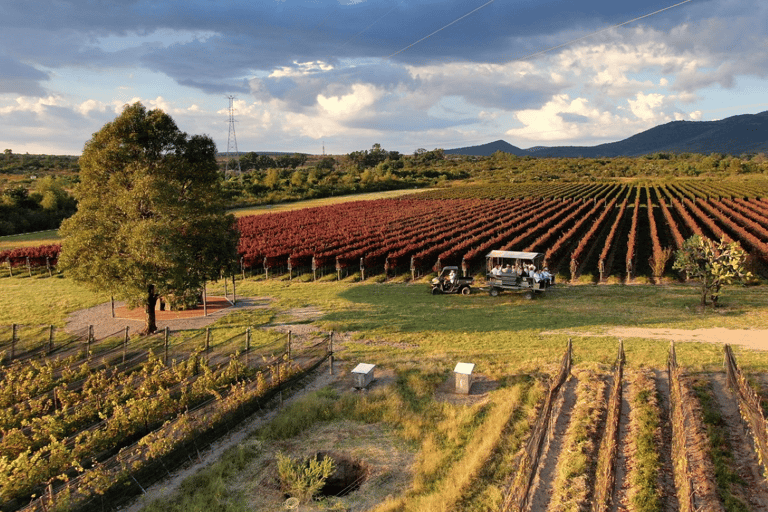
[445,111,768,157]
[443,140,528,157]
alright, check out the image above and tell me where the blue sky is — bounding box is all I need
[1,0,766,155]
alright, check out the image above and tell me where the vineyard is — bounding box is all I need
[235,181,768,281]
[4,181,768,282]
[499,341,768,512]
[0,320,332,512]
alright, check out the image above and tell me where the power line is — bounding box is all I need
[509,0,693,63]
[387,0,495,58]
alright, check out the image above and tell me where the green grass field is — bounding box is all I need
[4,273,768,511]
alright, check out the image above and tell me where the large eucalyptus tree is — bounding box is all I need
[59,102,239,334]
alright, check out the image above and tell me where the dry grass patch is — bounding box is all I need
[549,366,609,512]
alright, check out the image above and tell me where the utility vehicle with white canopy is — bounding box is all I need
[486,250,554,298]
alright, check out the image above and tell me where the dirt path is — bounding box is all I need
[612,378,631,512]
[525,375,577,512]
[709,373,768,511]
[542,327,768,352]
[653,369,680,512]
[118,359,345,512]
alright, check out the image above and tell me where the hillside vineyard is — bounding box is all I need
[4,181,768,281]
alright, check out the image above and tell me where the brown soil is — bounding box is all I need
[525,374,578,512]
[679,375,723,512]
[612,375,631,512]
[653,369,680,512]
[708,373,768,511]
[542,327,768,351]
[113,296,233,320]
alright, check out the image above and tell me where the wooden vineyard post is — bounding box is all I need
[123,326,129,363]
[111,296,115,318]
[203,282,207,317]
[336,257,341,281]
[245,327,251,366]
[87,325,93,359]
[46,257,52,277]
[329,331,334,375]
[6,260,12,278]
[240,257,245,280]
[11,323,17,360]
[410,255,416,281]
[205,327,211,362]
[287,330,292,359]
[288,260,292,281]
[312,256,317,281]
[48,325,54,354]
[164,326,170,365]
[264,256,269,280]
[26,256,31,278]
[360,257,365,281]
[232,274,236,305]
[223,271,228,297]
[598,259,605,282]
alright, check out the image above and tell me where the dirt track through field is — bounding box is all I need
[654,369,680,512]
[612,378,631,511]
[526,375,577,512]
[709,373,768,511]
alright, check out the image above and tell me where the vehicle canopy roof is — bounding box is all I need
[486,250,544,261]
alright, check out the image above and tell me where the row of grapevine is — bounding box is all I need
[6,183,768,281]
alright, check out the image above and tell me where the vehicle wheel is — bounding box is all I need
[461,286,471,296]
[523,291,534,300]
[489,287,499,297]
[431,287,441,295]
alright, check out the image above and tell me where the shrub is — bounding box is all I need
[276,452,335,504]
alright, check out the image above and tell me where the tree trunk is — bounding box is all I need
[144,284,159,334]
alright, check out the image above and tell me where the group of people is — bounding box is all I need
[489,262,553,285]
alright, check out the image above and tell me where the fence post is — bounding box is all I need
[245,327,251,365]
[46,256,52,277]
[123,326,129,363]
[329,331,334,375]
[26,256,31,278]
[111,296,115,318]
[11,323,17,360]
[203,282,207,317]
[287,330,292,359]
[360,258,365,281]
[241,257,245,280]
[164,326,170,365]
[232,274,236,305]
[205,327,211,361]
[87,325,93,359]
[224,271,228,297]
[7,260,12,278]
[48,325,55,354]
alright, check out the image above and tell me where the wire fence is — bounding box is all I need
[16,332,333,512]
[500,338,572,512]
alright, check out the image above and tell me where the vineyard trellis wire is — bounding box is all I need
[11,330,333,512]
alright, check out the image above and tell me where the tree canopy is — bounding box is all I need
[59,102,239,333]
[672,234,751,307]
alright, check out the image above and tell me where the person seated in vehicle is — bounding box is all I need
[540,267,553,285]
[490,264,502,276]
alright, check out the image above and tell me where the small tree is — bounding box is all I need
[672,234,751,308]
[59,103,239,334]
[277,452,335,504]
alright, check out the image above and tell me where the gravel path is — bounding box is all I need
[64,297,271,339]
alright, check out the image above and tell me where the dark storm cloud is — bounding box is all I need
[0,54,49,96]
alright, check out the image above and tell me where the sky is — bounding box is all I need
[1,0,767,156]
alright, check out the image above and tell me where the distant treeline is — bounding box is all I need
[0,176,77,235]
[3,146,768,236]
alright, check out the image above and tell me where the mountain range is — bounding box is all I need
[444,111,768,157]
